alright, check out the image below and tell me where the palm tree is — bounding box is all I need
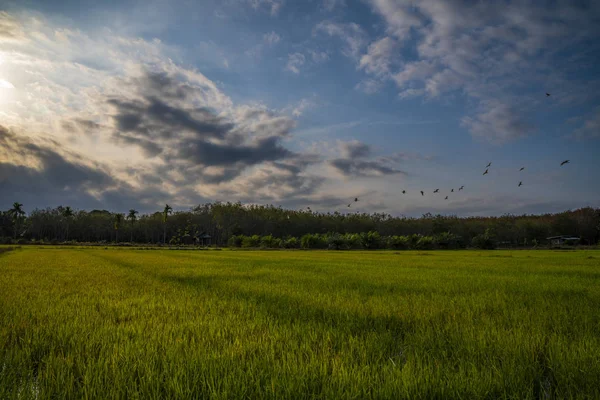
[61,206,74,241]
[163,204,172,244]
[127,209,138,243]
[114,213,123,243]
[9,202,25,239]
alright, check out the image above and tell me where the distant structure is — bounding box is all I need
[546,235,580,246]
[197,232,212,246]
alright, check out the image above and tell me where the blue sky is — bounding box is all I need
[0,0,599,216]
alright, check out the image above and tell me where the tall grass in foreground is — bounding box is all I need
[1,248,599,399]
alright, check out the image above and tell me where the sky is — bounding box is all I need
[0,0,599,217]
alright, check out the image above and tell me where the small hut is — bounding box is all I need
[546,235,580,246]
[197,233,212,247]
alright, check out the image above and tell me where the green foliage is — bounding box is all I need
[242,235,261,248]
[471,229,497,249]
[283,236,299,249]
[1,248,599,398]
[3,203,600,247]
[300,234,327,249]
[416,235,435,250]
[260,234,277,249]
[228,235,243,248]
[359,231,381,249]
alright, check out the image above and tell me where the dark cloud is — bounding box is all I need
[0,125,171,212]
[330,158,404,177]
[341,140,371,158]
[176,136,291,167]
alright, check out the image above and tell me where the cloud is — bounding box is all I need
[461,101,536,144]
[355,79,384,94]
[0,79,14,89]
[313,21,368,60]
[247,0,284,16]
[0,11,340,210]
[359,36,397,77]
[322,0,346,12]
[365,0,600,143]
[263,31,281,46]
[572,107,600,140]
[329,140,405,177]
[0,11,25,42]
[285,53,305,74]
[308,50,329,63]
[0,125,173,211]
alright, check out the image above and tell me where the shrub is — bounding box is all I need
[283,236,299,249]
[433,232,464,249]
[416,235,434,250]
[327,233,348,250]
[344,233,362,249]
[228,235,243,248]
[360,231,381,249]
[471,229,496,249]
[407,234,422,250]
[301,234,327,249]
[260,235,277,248]
[242,235,261,248]
[387,235,409,250]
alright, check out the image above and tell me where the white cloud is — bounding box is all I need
[365,0,600,143]
[0,79,14,89]
[313,21,367,60]
[247,0,284,16]
[322,0,346,11]
[263,31,281,46]
[355,79,383,95]
[461,101,536,144]
[359,36,397,77]
[308,50,329,63]
[285,53,305,74]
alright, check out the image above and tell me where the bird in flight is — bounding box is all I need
[445,196,448,200]
[520,167,525,171]
[402,190,406,194]
[486,162,492,168]
[546,93,551,97]
[560,160,570,166]
[433,189,439,193]
[459,186,464,191]
[354,197,359,202]
[518,181,523,187]
[347,204,351,208]
[483,169,489,175]
[420,191,424,196]
[451,188,454,192]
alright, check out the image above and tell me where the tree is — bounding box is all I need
[8,202,25,239]
[127,209,138,243]
[163,204,172,244]
[114,213,123,243]
[61,206,74,241]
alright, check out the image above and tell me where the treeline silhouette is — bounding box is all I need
[1,202,598,248]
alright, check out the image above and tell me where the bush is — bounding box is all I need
[260,235,277,248]
[407,234,422,250]
[242,235,261,248]
[283,236,299,249]
[433,232,464,249]
[344,233,362,249]
[416,235,434,250]
[300,234,327,249]
[387,235,409,250]
[471,229,496,249]
[326,233,348,250]
[228,235,243,248]
[360,231,381,249]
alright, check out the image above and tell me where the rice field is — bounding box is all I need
[1,247,599,399]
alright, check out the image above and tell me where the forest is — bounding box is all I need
[1,202,599,248]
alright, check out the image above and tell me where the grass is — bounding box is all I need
[1,247,599,399]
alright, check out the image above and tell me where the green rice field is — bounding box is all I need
[1,247,599,399]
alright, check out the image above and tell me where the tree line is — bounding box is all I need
[1,202,599,247]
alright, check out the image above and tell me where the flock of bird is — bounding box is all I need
[340,93,573,211]
[345,158,570,210]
